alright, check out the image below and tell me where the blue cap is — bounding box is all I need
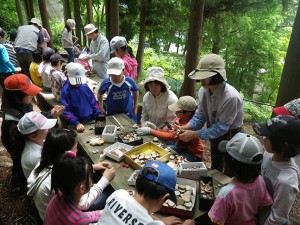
[138,161,177,203]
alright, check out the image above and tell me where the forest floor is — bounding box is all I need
[0,100,299,224]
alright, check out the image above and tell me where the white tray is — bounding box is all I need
[103,142,132,161]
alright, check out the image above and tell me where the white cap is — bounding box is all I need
[66,19,76,30]
[66,62,87,85]
[107,57,125,75]
[84,24,98,35]
[17,112,57,135]
[30,18,42,27]
[110,36,127,53]
[168,96,197,112]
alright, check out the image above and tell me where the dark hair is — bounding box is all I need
[51,155,93,202]
[51,60,61,67]
[119,45,135,58]
[0,27,6,38]
[34,128,77,175]
[42,48,55,62]
[181,109,196,117]
[3,89,27,106]
[269,135,300,158]
[64,25,71,32]
[209,73,225,85]
[145,81,167,93]
[224,153,262,182]
[9,32,17,42]
[136,167,171,201]
[32,49,43,64]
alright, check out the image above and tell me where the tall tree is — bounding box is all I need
[63,0,72,22]
[105,0,111,39]
[109,0,119,39]
[24,0,35,21]
[15,0,23,25]
[86,0,93,24]
[38,0,53,48]
[136,0,150,76]
[179,0,205,97]
[74,0,82,44]
[275,2,300,106]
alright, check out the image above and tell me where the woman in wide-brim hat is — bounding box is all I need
[140,67,178,130]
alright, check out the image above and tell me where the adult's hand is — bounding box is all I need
[136,127,151,135]
[76,123,85,132]
[51,105,65,117]
[178,130,198,142]
[145,121,156,129]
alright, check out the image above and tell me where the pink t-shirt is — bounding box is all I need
[121,55,138,80]
[208,175,272,225]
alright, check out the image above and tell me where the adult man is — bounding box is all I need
[14,18,43,77]
[179,54,243,173]
[83,24,110,79]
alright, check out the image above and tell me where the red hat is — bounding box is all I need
[272,98,300,119]
[4,74,42,96]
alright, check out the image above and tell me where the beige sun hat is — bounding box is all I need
[84,24,98,35]
[142,67,170,90]
[188,54,227,81]
[168,96,197,112]
[66,19,76,30]
[30,18,42,27]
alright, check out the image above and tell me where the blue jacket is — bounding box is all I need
[0,44,15,74]
[61,81,101,125]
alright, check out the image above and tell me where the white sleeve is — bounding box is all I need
[78,176,110,210]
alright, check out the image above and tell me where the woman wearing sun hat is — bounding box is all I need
[61,19,78,63]
[83,24,110,79]
[140,67,178,131]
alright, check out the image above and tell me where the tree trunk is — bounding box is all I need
[136,0,150,77]
[38,0,53,48]
[74,0,82,45]
[109,0,119,40]
[179,0,205,97]
[275,2,300,107]
[212,13,221,54]
[86,0,93,24]
[105,0,111,40]
[63,0,72,22]
[15,0,24,25]
[24,0,35,22]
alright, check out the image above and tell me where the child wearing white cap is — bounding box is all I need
[209,133,272,225]
[61,62,101,132]
[13,112,57,179]
[136,96,204,162]
[97,57,139,121]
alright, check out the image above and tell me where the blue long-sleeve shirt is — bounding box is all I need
[61,81,101,125]
[0,44,15,74]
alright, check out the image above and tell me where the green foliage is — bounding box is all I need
[49,18,65,51]
[243,100,272,122]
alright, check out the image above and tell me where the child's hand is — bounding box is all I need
[93,162,111,170]
[182,219,195,225]
[51,105,65,117]
[76,123,85,132]
[160,216,182,225]
[101,109,107,116]
[103,167,115,181]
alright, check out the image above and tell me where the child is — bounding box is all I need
[38,47,55,92]
[253,115,300,225]
[27,128,115,220]
[15,111,57,179]
[97,57,139,121]
[43,154,101,224]
[2,74,64,190]
[48,53,67,102]
[29,49,43,87]
[61,62,101,132]
[98,160,195,225]
[136,96,204,162]
[110,36,138,80]
[209,133,273,225]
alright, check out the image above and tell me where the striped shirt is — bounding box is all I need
[44,193,100,225]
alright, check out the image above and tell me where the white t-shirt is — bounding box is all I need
[38,62,52,88]
[21,140,42,179]
[98,189,164,225]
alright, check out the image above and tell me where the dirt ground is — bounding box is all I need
[0,109,299,224]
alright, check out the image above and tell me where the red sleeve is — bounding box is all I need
[151,129,178,141]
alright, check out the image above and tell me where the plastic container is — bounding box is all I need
[177,162,207,180]
[103,142,132,161]
[127,170,140,186]
[199,176,215,210]
[118,131,143,146]
[95,116,106,135]
[102,125,117,143]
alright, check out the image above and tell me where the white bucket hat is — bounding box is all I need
[66,62,87,85]
[142,67,170,90]
[188,54,227,81]
[107,57,125,75]
[18,112,57,135]
[84,24,98,35]
[30,18,42,27]
[168,96,197,112]
[110,36,127,53]
[66,19,76,30]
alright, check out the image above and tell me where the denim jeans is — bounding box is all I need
[65,48,74,62]
[167,144,202,162]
